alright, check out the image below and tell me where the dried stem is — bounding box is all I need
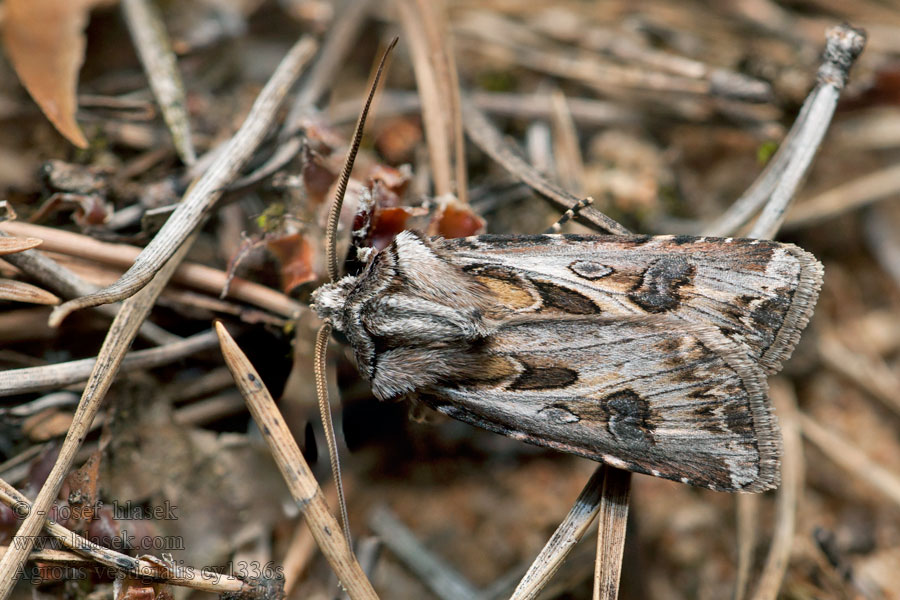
[215,323,378,599]
[510,465,606,600]
[121,0,196,165]
[395,0,453,198]
[0,229,178,345]
[703,24,866,238]
[592,467,631,600]
[461,98,630,235]
[2,221,303,319]
[0,329,218,397]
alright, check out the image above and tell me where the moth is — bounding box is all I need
[309,39,822,495]
[312,229,822,493]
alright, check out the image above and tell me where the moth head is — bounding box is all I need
[310,276,358,331]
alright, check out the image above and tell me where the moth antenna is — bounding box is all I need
[544,196,595,234]
[314,321,352,549]
[325,36,398,283]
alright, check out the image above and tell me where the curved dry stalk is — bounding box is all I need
[510,465,605,600]
[461,98,630,236]
[215,322,378,600]
[121,0,196,165]
[0,232,199,599]
[49,36,318,326]
[0,328,217,397]
[703,24,866,238]
[2,221,304,319]
[0,479,252,595]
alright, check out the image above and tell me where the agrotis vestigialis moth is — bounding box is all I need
[311,46,823,496]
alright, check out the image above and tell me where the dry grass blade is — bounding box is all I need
[0,236,41,255]
[369,505,478,600]
[2,221,303,319]
[395,0,458,199]
[0,329,217,396]
[510,465,605,600]
[0,232,198,599]
[49,36,318,326]
[121,0,196,165]
[215,322,378,600]
[550,89,586,196]
[749,379,803,600]
[800,414,900,508]
[461,98,630,235]
[0,478,253,595]
[593,467,631,600]
[0,279,59,305]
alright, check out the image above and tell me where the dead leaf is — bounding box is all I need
[2,0,117,148]
[266,232,316,293]
[428,197,486,238]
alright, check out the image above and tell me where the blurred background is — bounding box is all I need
[0,1,899,598]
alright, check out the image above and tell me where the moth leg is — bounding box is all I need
[544,196,595,233]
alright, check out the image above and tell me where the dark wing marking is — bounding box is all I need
[439,234,823,373]
[420,315,781,492]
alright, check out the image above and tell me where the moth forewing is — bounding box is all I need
[311,230,823,492]
[439,234,824,374]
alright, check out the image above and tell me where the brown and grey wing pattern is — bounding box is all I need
[420,315,781,492]
[439,234,823,374]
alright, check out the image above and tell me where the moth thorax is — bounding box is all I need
[310,276,357,331]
